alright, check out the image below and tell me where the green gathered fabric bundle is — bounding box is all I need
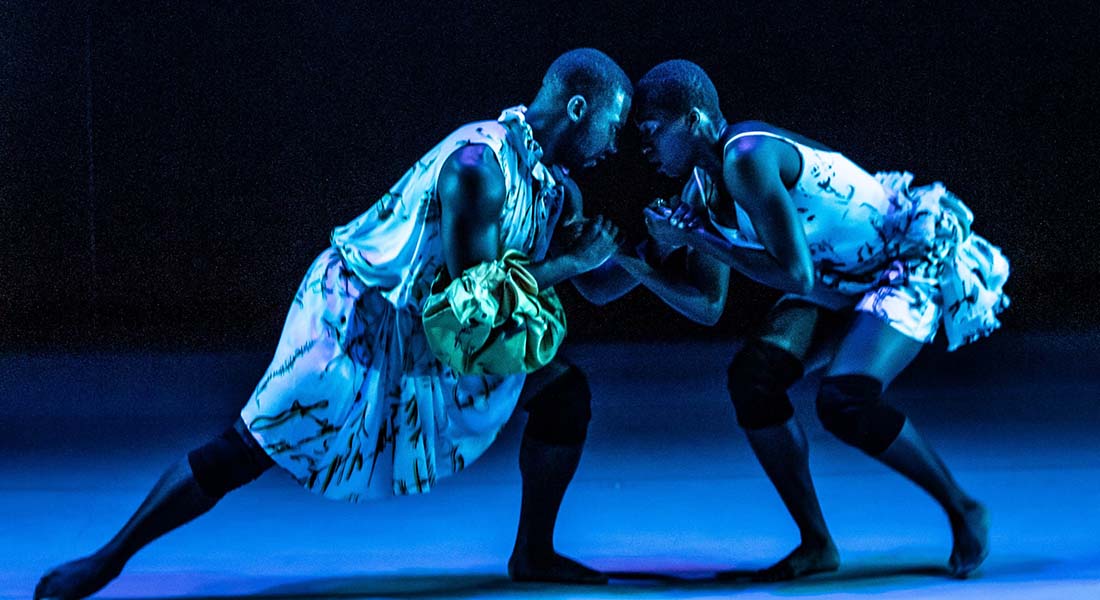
[422,249,566,376]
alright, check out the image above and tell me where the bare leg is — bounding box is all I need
[720,300,841,581]
[35,458,219,600]
[508,436,606,584]
[35,422,271,599]
[879,422,989,577]
[508,360,606,585]
[741,420,840,581]
[825,314,989,577]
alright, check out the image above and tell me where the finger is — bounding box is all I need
[643,207,669,223]
[673,204,692,226]
[579,221,599,244]
[646,201,672,218]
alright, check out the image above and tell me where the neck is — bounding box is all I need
[696,117,728,181]
[524,98,566,165]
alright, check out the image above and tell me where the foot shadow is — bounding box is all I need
[115,573,609,600]
[604,556,1059,591]
[96,557,1061,599]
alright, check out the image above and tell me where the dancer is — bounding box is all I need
[635,60,1009,581]
[35,48,632,599]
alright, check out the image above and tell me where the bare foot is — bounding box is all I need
[34,553,123,600]
[718,540,840,582]
[508,551,608,585]
[948,501,989,578]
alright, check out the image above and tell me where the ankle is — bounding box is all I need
[799,532,834,550]
[512,540,555,561]
[945,496,981,519]
[88,548,127,574]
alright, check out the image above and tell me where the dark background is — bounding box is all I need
[3,0,1098,352]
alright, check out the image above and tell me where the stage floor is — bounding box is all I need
[3,333,1099,599]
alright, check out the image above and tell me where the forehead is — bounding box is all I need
[633,101,676,124]
[635,111,676,127]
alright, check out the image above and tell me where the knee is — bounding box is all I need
[524,364,592,445]
[187,419,274,500]
[726,340,804,430]
[816,375,904,455]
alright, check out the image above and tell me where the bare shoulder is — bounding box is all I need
[442,143,502,177]
[723,132,778,180]
[438,143,506,217]
[725,120,835,153]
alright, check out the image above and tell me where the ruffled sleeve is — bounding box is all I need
[422,250,566,376]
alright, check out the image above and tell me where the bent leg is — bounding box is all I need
[720,300,840,582]
[508,358,605,585]
[35,420,273,600]
[820,314,989,577]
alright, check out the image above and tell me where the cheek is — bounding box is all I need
[583,125,607,152]
[658,135,685,162]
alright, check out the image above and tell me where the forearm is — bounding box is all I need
[691,228,810,294]
[617,256,721,325]
[570,258,641,305]
[526,254,586,290]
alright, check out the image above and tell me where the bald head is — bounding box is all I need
[636,59,722,122]
[540,48,633,109]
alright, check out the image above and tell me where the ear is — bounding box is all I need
[687,108,704,132]
[566,95,588,122]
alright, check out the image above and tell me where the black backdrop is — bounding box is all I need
[3,1,1098,351]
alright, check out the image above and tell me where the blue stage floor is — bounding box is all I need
[3,334,1099,599]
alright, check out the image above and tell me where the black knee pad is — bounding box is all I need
[187,418,274,499]
[524,364,592,445]
[726,340,805,430]
[816,375,905,456]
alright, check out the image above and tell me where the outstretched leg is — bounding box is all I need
[35,420,273,599]
[508,360,606,585]
[719,300,840,582]
[819,314,989,577]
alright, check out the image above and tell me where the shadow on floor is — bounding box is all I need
[95,557,1062,599]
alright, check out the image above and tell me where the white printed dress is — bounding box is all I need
[703,129,1010,350]
[240,107,563,501]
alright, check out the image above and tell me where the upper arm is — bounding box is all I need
[437,144,507,278]
[546,169,583,260]
[556,170,585,225]
[682,168,709,209]
[723,142,814,290]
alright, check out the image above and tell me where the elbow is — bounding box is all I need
[588,294,613,306]
[575,283,613,306]
[692,297,724,326]
[789,266,815,295]
[698,309,721,327]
